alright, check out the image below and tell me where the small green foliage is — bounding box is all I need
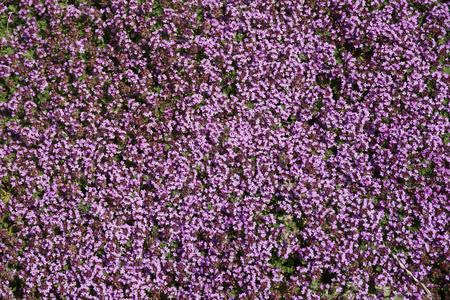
[315,29,330,37]
[7,5,17,13]
[323,146,337,161]
[358,241,368,252]
[77,201,91,213]
[381,117,391,124]
[374,265,383,273]
[0,212,13,231]
[439,108,449,119]
[126,239,132,247]
[152,0,163,17]
[36,20,48,32]
[228,286,244,298]
[114,153,123,162]
[234,33,246,42]
[440,132,450,144]
[8,275,25,298]
[408,217,421,233]
[378,212,389,227]
[154,85,163,94]
[36,90,50,105]
[222,83,237,97]
[0,46,14,56]
[0,189,10,204]
[314,98,324,110]
[288,114,297,123]
[32,188,44,199]
[229,196,238,203]
[419,162,436,178]
[149,22,164,32]
[310,279,319,290]
[335,137,345,146]
[95,244,105,258]
[196,9,204,22]
[165,249,174,260]
[88,285,98,297]
[22,48,36,61]
[334,48,343,65]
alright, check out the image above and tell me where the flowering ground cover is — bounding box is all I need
[0,0,449,299]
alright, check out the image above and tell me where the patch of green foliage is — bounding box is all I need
[77,200,91,213]
[152,0,163,17]
[0,189,10,204]
[419,161,436,178]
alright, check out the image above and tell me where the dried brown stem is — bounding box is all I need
[383,242,433,298]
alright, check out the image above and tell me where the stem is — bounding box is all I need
[6,13,12,35]
[383,242,433,298]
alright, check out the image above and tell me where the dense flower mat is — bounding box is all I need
[0,0,449,299]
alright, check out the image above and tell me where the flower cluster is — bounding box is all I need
[0,0,449,299]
